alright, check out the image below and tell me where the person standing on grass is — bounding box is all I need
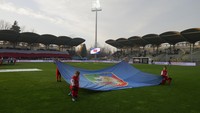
[14,58,16,64]
[0,57,3,65]
[161,66,172,85]
[69,71,80,102]
[56,67,61,82]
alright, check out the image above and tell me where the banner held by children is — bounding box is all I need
[55,60,162,91]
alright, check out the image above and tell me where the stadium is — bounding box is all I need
[1,25,200,113]
[106,28,200,65]
[1,1,200,113]
[1,28,200,65]
[0,29,85,61]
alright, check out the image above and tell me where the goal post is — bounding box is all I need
[132,57,150,64]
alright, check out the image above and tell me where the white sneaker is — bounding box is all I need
[72,98,76,102]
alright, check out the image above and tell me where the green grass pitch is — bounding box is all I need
[0,62,200,113]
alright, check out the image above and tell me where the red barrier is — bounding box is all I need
[0,53,71,59]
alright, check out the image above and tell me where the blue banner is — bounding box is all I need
[55,61,162,91]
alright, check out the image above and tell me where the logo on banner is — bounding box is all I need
[84,72,128,87]
[90,48,100,54]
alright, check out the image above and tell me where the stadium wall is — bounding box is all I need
[16,60,197,66]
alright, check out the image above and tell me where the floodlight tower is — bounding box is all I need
[92,0,102,58]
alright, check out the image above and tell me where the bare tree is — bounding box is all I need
[30,29,36,33]
[20,26,26,32]
[0,20,12,47]
[0,20,11,30]
[80,43,87,57]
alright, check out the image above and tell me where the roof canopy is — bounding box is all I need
[36,34,57,45]
[128,36,148,47]
[69,38,85,46]
[142,34,164,46]
[55,36,72,46]
[106,28,200,48]
[159,31,186,45]
[105,39,124,48]
[0,30,19,42]
[19,32,40,43]
[0,30,85,47]
[181,28,200,44]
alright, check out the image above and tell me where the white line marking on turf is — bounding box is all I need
[0,68,42,72]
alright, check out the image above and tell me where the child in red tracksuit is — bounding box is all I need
[69,71,80,102]
[56,67,61,82]
[161,66,172,85]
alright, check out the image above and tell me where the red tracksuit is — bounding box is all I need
[161,69,172,85]
[56,67,61,82]
[70,75,79,98]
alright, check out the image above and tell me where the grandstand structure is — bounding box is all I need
[106,28,200,62]
[0,30,85,59]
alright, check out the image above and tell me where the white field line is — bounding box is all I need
[0,68,42,72]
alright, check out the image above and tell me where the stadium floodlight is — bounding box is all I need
[92,0,102,59]
[92,0,102,12]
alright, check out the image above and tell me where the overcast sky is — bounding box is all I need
[0,0,200,49]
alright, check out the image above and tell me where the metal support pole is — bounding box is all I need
[92,0,102,59]
[95,11,98,48]
[94,11,98,59]
[190,44,192,62]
